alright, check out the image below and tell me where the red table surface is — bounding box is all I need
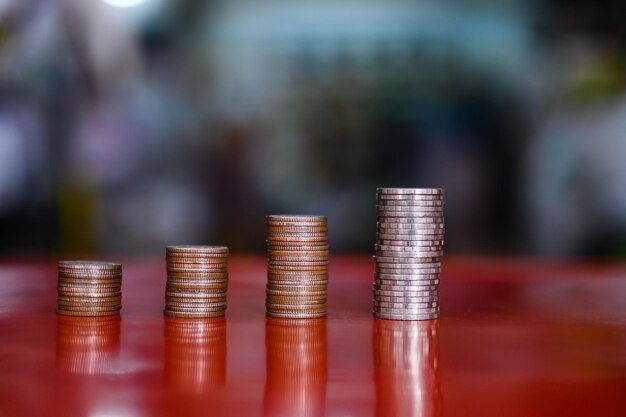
[1,255,626,417]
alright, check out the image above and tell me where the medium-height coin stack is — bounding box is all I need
[266,215,329,318]
[164,245,229,318]
[373,188,444,320]
[57,261,123,317]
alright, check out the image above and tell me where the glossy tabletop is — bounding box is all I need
[1,256,626,417]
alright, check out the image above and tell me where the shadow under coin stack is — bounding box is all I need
[165,246,229,318]
[57,261,122,317]
[266,215,329,318]
[373,188,444,320]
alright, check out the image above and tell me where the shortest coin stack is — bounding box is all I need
[165,245,229,318]
[57,261,123,317]
[266,215,329,319]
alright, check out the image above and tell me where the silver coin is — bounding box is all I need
[376,188,443,195]
[377,212,443,219]
[373,282,438,290]
[374,249,443,257]
[378,222,444,230]
[374,256,441,264]
[374,295,439,303]
[376,216,444,223]
[374,258,440,264]
[375,243,443,252]
[377,205,444,213]
[377,231,444,239]
[374,289,439,297]
[375,305,439,314]
[375,251,443,259]
[377,241,443,250]
[376,268,441,277]
[378,221,444,229]
[377,227,445,235]
[377,195,443,202]
[373,311,439,321]
[376,199,444,206]
[374,300,438,308]
[374,281,440,289]
[374,272,441,284]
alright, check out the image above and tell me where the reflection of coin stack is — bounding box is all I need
[265,215,329,318]
[373,319,441,417]
[56,315,121,374]
[57,261,122,317]
[373,188,444,320]
[264,318,327,417]
[164,316,226,391]
[165,245,229,318]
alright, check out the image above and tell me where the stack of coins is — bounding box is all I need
[164,245,229,318]
[373,188,444,320]
[57,261,122,317]
[266,215,329,318]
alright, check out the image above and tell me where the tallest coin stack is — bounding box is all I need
[373,188,444,320]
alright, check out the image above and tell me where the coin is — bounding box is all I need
[374,282,440,291]
[267,270,328,277]
[165,291,226,299]
[166,272,228,279]
[377,205,443,213]
[376,199,444,207]
[375,278,440,286]
[266,236,328,243]
[376,188,443,195]
[266,278,328,286]
[166,245,229,254]
[166,257,228,264]
[268,250,329,257]
[266,226,328,233]
[373,289,439,297]
[265,303,328,312]
[57,278,122,286]
[268,284,327,292]
[378,224,445,232]
[164,310,225,318]
[266,289,327,296]
[376,241,443,250]
[376,216,444,224]
[266,311,327,318]
[57,309,121,317]
[266,294,328,302]
[57,303,122,311]
[166,266,228,273]
[58,261,121,270]
[266,214,326,222]
[165,305,226,312]
[375,295,439,303]
[267,262,328,273]
[265,298,327,305]
[165,286,226,294]
[374,300,438,308]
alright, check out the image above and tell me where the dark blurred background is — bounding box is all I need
[0,0,625,256]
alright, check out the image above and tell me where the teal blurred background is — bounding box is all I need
[0,0,625,256]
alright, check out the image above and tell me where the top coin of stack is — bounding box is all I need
[57,261,123,317]
[266,215,329,319]
[164,245,229,318]
[373,188,444,321]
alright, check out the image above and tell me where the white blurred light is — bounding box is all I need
[102,0,149,8]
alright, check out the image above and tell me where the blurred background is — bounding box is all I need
[0,0,625,256]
